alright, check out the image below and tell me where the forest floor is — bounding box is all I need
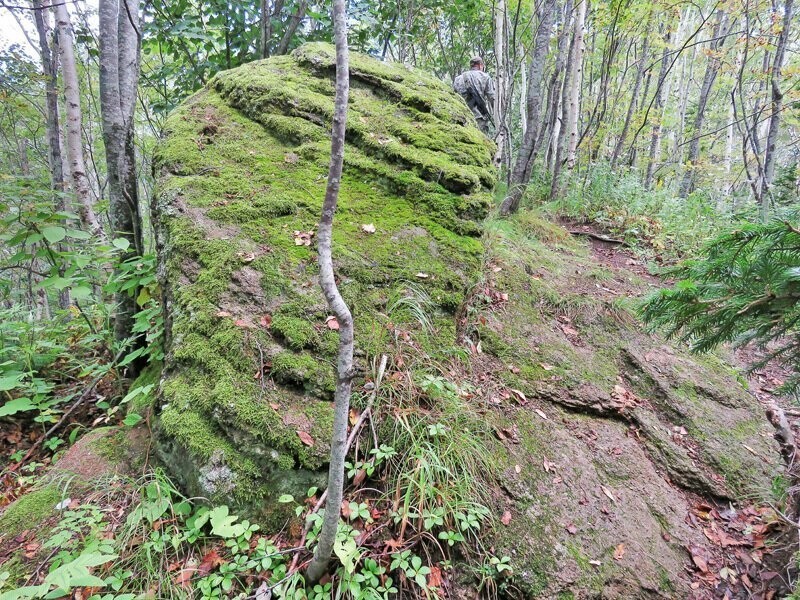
[579,221,798,599]
[0,218,798,599]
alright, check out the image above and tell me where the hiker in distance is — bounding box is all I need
[454,56,496,134]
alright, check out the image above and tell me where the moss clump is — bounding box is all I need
[153,42,494,517]
[0,486,61,538]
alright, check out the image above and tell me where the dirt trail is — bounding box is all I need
[579,224,797,599]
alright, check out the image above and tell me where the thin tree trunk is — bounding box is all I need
[566,0,587,170]
[275,0,307,55]
[305,0,353,583]
[99,0,143,348]
[550,0,580,198]
[758,0,793,221]
[32,0,69,309]
[499,0,556,216]
[54,1,105,240]
[679,11,730,197]
[611,16,652,170]
[643,27,673,190]
[259,0,270,58]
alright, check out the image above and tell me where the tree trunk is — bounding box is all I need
[758,0,793,221]
[499,0,556,216]
[566,0,587,171]
[678,11,730,198]
[305,0,353,583]
[610,16,652,170]
[99,0,144,348]
[32,0,70,309]
[550,0,580,198]
[259,0,270,58]
[54,1,105,240]
[644,27,673,190]
[275,0,307,55]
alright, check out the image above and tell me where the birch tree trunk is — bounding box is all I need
[550,1,580,198]
[610,15,652,170]
[758,0,794,221]
[54,1,105,240]
[305,0,353,583]
[643,26,673,190]
[99,0,144,347]
[33,0,70,309]
[566,0,587,171]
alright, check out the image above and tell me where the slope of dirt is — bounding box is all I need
[475,214,786,599]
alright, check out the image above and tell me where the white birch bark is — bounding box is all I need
[54,2,105,240]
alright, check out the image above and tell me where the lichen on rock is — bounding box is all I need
[151,43,494,518]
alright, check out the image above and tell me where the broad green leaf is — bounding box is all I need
[112,238,131,251]
[41,226,66,243]
[71,286,92,300]
[123,413,143,427]
[0,375,24,392]
[0,397,36,417]
[65,228,92,240]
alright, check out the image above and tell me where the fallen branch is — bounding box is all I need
[8,348,126,472]
[568,230,628,246]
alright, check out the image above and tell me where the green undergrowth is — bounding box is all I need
[524,163,755,261]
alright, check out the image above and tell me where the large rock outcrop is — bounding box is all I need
[152,43,494,518]
[153,44,781,596]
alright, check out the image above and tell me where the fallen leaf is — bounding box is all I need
[689,545,709,573]
[361,223,376,233]
[589,560,602,566]
[284,152,299,164]
[415,272,430,279]
[353,469,367,487]
[340,501,352,519]
[561,325,579,336]
[326,316,340,330]
[514,464,522,474]
[197,549,224,576]
[215,310,232,318]
[510,389,527,403]
[566,523,578,535]
[297,430,314,447]
[269,403,280,410]
[540,363,555,371]
[234,319,252,328]
[428,565,443,588]
[238,251,256,263]
[613,543,625,561]
[260,314,272,328]
[534,408,549,420]
[501,511,512,526]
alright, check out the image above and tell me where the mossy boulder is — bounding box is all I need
[151,43,494,520]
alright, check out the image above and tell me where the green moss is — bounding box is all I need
[0,486,61,537]
[271,314,318,350]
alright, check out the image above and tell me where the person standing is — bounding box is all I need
[454,56,496,134]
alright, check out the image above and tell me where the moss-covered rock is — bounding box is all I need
[152,43,494,518]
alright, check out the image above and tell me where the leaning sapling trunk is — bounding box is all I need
[305,0,353,583]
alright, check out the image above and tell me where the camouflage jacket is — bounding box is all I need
[453,69,496,119]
